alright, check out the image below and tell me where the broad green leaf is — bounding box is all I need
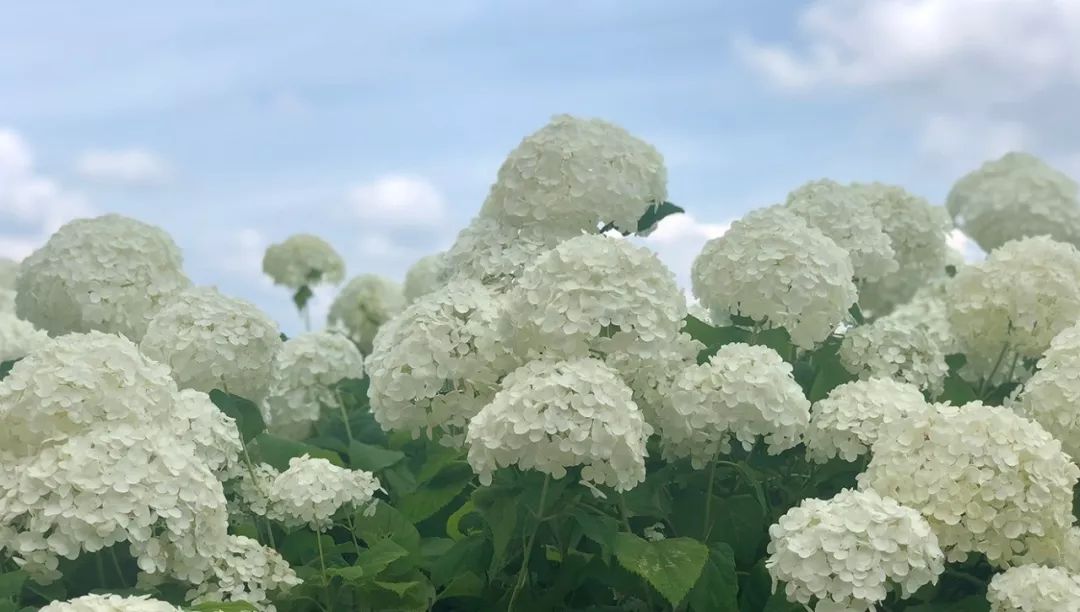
[437,571,485,600]
[397,463,473,524]
[354,500,421,553]
[711,494,765,567]
[250,433,342,470]
[613,533,709,607]
[636,201,686,234]
[0,570,25,599]
[848,303,866,325]
[572,510,619,564]
[428,535,489,587]
[328,539,409,583]
[481,492,520,576]
[0,360,16,381]
[938,372,978,405]
[687,544,739,612]
[762,591,803,612]
[808,357,856,402]
[906,596,990,612]
[209,390,265,442]
[415,445,468,484]
[348,440,405,472]
[446,500,479,540]
[292,285,313,311]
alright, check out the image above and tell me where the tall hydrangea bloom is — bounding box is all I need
[987,565,1080,612]
[403,252,446,303]
[239,456,381,531]
[15,214,190,340]
[39,594,183,612]
[366,280,515,444]
[766,488,944,612]
[262,233,345,290]
[1011,321,1080,461]
[0,312,48,362]
[440,217,569,291]
[480,114,667,234]
[186,535,301,611]
[805,378,930,463]
[262,331,365,439]
[174,388,244,479]
[327,274,405,354]
[0,256,17,289]
[141,287,282,402]
[506,235,687,361]
[691,206,857,348]
[946,236,1080,367]
[465,358,651,493]
[947,152,1080,253]
[603,332,702,424]
[785,179,897,281]
[658,343,810,467]
[859,402,1079,565]
[839,313,951,393]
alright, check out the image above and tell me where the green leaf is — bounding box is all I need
[0,570,26,599]
[572,510,619,564]
[189,602,260,611]
[328,539,409,583]
[397,464,472,524]
[481,492,520,576]
[808,357,856,402]
[906,596,990,612]
[348,440,405,472]
[636,201,686,234]
[613,533,709,607]
[938,372,978,406]
[292,285,314,311]
[762,591,803,612]
[711,494,766,567]
[354,500,421,553]
[687,544,739,612]
[250,433,342,470]
[0,360,16,382]
[428,535,489,587]
[208,390,265,442]
[848,303,866,325]
[438,571,485,600]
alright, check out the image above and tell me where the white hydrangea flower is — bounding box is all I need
[946,236,1080,367]
[785,179,898,282]
[767,488,944,612]
[603,332,702,425]
[465,357,651,492]
[806,378,930,463]
[15,214,190,340]
[1017,527,1080,578]
[947,152,1080,253]
[441,217,570,291]
[39,594,182,612]
[506,234,687,361]
[0,288,14,314]
[480,114,667,234]
[186,535,301,611]
[856,184,952,316]
[403,252,447,303]
[262,233,345,290]
[262,331,365,440]
[327,275,405,354]
[1030,320,1080,371]
[657,343,810,467]
[174,389,244,479]
[0,311,48,363]
[0,257,17,290]
[242,456,382,531]
[141,287,282,402]
[859,402,1079,565]
[987,565,1080,612]
[839,316,950,394]
[1011,322,1080,462]
[691,206,857,348]
[366,280,515,444]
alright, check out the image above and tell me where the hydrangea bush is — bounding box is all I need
[2,114,1078,612]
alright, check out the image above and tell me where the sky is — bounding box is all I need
[2,0,1079,333]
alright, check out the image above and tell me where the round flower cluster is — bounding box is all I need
[174,388,244,479]
[766,488,944,612]
[805,378,930,463]
[403,252,447,303]
[987,565,1080,612]
[1012,322,1080,461]
[465,357,651,493]
[262,233,345,290]
[186,535,301,611]
[602,331,702,424]
[0,288,13,314]
[480,114,667,234]
[505,234,687,361]
[946,235,1080,364]
[947,152,1080,253]
[366,279,515,443]
[141,287,282,402]
[262,331,365,439]
[39,594,182,612]
[658,343,810,467]
[785,179,897,281]
[858,402,1079,565]
[0,256,17,289]
[839,312,951,393]
[15,214,191,340]
[691,206,857,348]
[238,456,381,531]
[856,183,952,316]
[0,311,48,362]
[327,274,405,354]
[440,217,570,291]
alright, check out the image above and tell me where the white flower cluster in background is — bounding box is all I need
[262,233,345,291]
[185,534,301,611]
[1012,321,1080,461]
[0,288,14,314]
[39,594,182,612]
[658,343,810,467]
[806,378,930,463]
[174,388,244,479]
[141,287,282,402]
[403,252,447,303]
[465,358,651,493]
[441,218,569,291]
[0,311,48,362]
[947,152,1080,253]
[366,279,515,443]
[986,565,1080,612]
[946,235,1080,367]
[238,456,381,531]
[15,215,191,340]
[859,401,1079,565]
[262,331,365,439]
[692,206,856,348]
[327,274,405,354]
[766,488,944,612]
[0,257,17,289]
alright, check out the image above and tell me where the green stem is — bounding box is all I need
[703,460,717,540]
[109,548,127,588]
[336,389,355,444]
[617,496,634,533]
[95,554,107,588]
[240,440,276,548]
[978,342,1010,397]
[508,475,550,611]
[715,460,768,515]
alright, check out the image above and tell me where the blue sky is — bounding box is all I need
[3,1,1079,332]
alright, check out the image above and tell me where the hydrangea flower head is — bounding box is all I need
[39,594,183,612]
[0,312,48,362]
[0,257,17,290]
[806,378,930,463]
[440,217,570,291]
[327,274,405,354]
[1011,321,1080,462]
[403,252,447,303]
[186,535,301,611]
[262,233,345,290]
[987,565,1080,612]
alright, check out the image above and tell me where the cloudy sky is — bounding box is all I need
[2,0,1079,332]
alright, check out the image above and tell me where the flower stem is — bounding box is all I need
[508,475,550,611]
[703,460,717,540]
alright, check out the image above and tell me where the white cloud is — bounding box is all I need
[222,227,269,280]
[637,213,729,290]
[76,148,171,185]
[947,227,986,262]
[348,175,447,227]
[917,114,1029,173]
[0,128,94,259]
